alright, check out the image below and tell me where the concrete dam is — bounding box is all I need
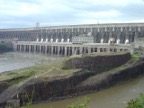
[0,23,144,55]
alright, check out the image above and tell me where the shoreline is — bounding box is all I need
[0,52,66,73]
[26,58,144,106]
[0,52,143,107]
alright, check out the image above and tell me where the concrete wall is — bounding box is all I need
[63,52,131,71]
[17,57,144,106]
[0,23,144,44]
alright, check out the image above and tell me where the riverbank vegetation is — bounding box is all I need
[0,57,78,86]
[67,97,90,108]
[126,94,144,108]
[0,41,13,53]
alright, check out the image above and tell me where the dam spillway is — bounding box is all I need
[0,23,144,55]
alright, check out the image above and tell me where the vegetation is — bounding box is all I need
[0,52,141,108]
[0,41,13,53]
[0,57,79,86]
[131,53,140,61]
[67,97,90,108]
[126,94,144,108]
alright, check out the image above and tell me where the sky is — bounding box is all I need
[0,0,144,28]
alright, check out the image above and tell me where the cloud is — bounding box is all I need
[0,0,144,28]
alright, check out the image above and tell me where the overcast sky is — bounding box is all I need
[0,0,144,28]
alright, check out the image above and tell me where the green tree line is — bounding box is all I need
[0,42,13,53]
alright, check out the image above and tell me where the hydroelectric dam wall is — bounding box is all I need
[0,23,144,55]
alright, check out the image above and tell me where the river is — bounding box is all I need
[0,52,144,108]
[0,52,62,73]
[30,76,144,108]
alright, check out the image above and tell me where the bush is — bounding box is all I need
[67,97,90,108]
[126,94,144,108]
[0,42,13,53]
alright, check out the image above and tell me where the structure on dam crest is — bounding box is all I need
[0,23,144,55]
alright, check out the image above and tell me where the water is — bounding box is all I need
[0,52,144,108]
[0,52,61,73]
[30,76,144,108]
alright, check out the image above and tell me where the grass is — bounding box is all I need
[70,52,128,58]
[0,57,79,84]
[131,53,139,61]
[0,52,139,84]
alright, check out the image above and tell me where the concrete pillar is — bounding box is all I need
[72,47,74,55]
[19,45,22,52]
[39,45,41,53]
[106,47,110,52]
[84,47,88,54]
[117,49,120,52]
[121,27,123,32]
[112,27,115,31]
[80,47,83,54]
[13,44,17,51]
[33,45,35,52]
[51,46,53,55]
[88,47,91,53]
[65,46,67,56]
[105,27,107,32]
[90,27,92,32]
[34,45,36,53]
[98,28,100,32]
[29,45,31,53]
[72,28,74,32]
[44,45,47,54]
[32,45,34,53]
[97,47,100,52]
[24,45,26,52]
[68,47,71,56]
[84,27,86,33]
[17,45,19,51]
[57,46,60,55]
[61,38,64,42]
[47,46,49,54]
[116,39,120,44]
[129,27,132,32]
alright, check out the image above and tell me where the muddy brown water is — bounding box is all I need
[30,75,144,108]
